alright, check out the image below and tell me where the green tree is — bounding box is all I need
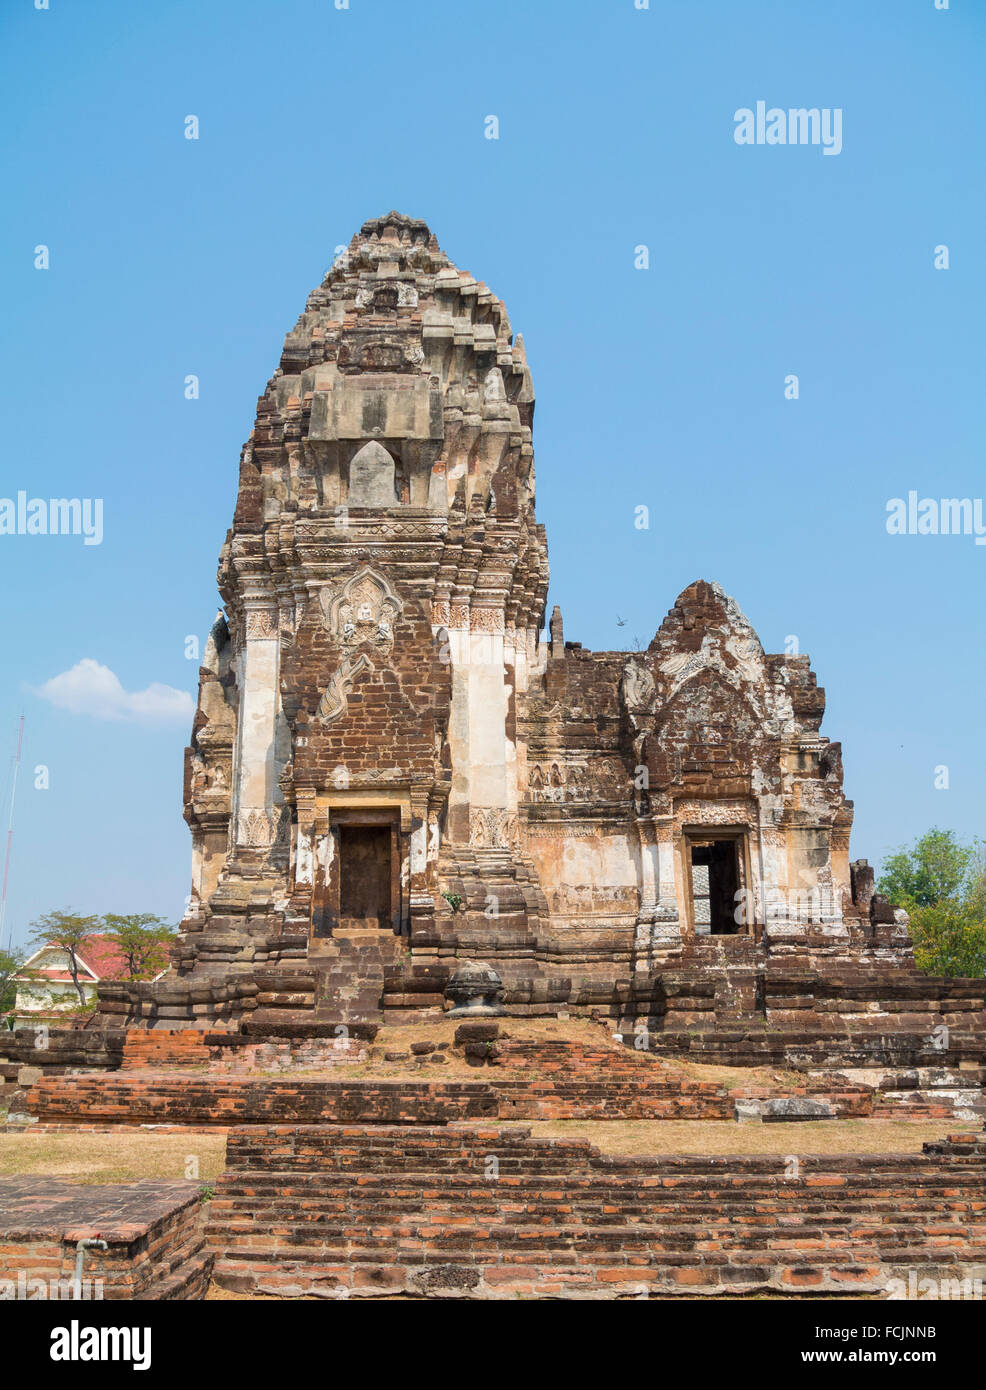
[26,910,100,1008]
[878,827,978,909]
[879,830,986,978]
[908,902,986,979]
[101,913,176,980]
[965,843,986,911]
[0,948,25,1020]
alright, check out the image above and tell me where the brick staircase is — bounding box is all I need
[868,1067,986,1122]
[677,937,763,1020]
[208,1124,986,1298]
[311,928,407,1034]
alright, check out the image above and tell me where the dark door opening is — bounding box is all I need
[338,824,392,929]
[690,840,740,935]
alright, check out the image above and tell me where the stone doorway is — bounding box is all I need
[689,839,741,936]
[338,825,393,930]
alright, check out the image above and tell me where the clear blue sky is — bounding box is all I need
[1,0,983,950]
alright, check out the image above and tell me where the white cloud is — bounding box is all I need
[34,659,195,725]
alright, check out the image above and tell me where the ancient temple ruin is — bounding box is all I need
[102,213,927,1033]
[9,213,986,1306]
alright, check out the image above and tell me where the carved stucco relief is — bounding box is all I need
[469,808,518,849]
[245,609,279,640]
[315,567,404,724]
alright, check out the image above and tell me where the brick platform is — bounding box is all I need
[121,1031,212,1069]
[208,1124,986,1298]
[0,1178,212,1299]
[24,1071,735,1126]
[23,1025,933,1127]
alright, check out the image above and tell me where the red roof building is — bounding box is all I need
[12,936,164,1017]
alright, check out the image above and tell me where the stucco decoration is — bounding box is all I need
[317,653,372,725]
[319,566,404,657]
[469,808,518,849]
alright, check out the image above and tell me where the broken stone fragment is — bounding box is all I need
[733,1099,764,1123]
[736,1096,836,1122]
[870,893,896,925]
[454,1021,500,1045]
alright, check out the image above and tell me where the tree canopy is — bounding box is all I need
[101,913,176,980]
[0,948,24,1020]
[26,910,101,1006]
[879,829,986,978]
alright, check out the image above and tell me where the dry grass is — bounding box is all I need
[0,1130,227,1184]
[663,1058,805,1090]
[496,1118,949,1156]
[377,1016,605,1047]
[0,1117,947,1185]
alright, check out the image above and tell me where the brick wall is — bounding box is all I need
[208,1123,986,1298]
[26,1070,734,1126]
[121,1031,212,1069]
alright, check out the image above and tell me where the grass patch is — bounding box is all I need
[496,1118,950,1156]
[0,1130,227,1184]
[0,1118,945,1186]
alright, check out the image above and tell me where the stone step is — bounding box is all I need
[143,1252,214,1301]
[308,930,407,1029]
[211,1175,985,1201]
[221,1148,976,1178]
[212,1188,985,1217]
[212,1233,985,1267]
